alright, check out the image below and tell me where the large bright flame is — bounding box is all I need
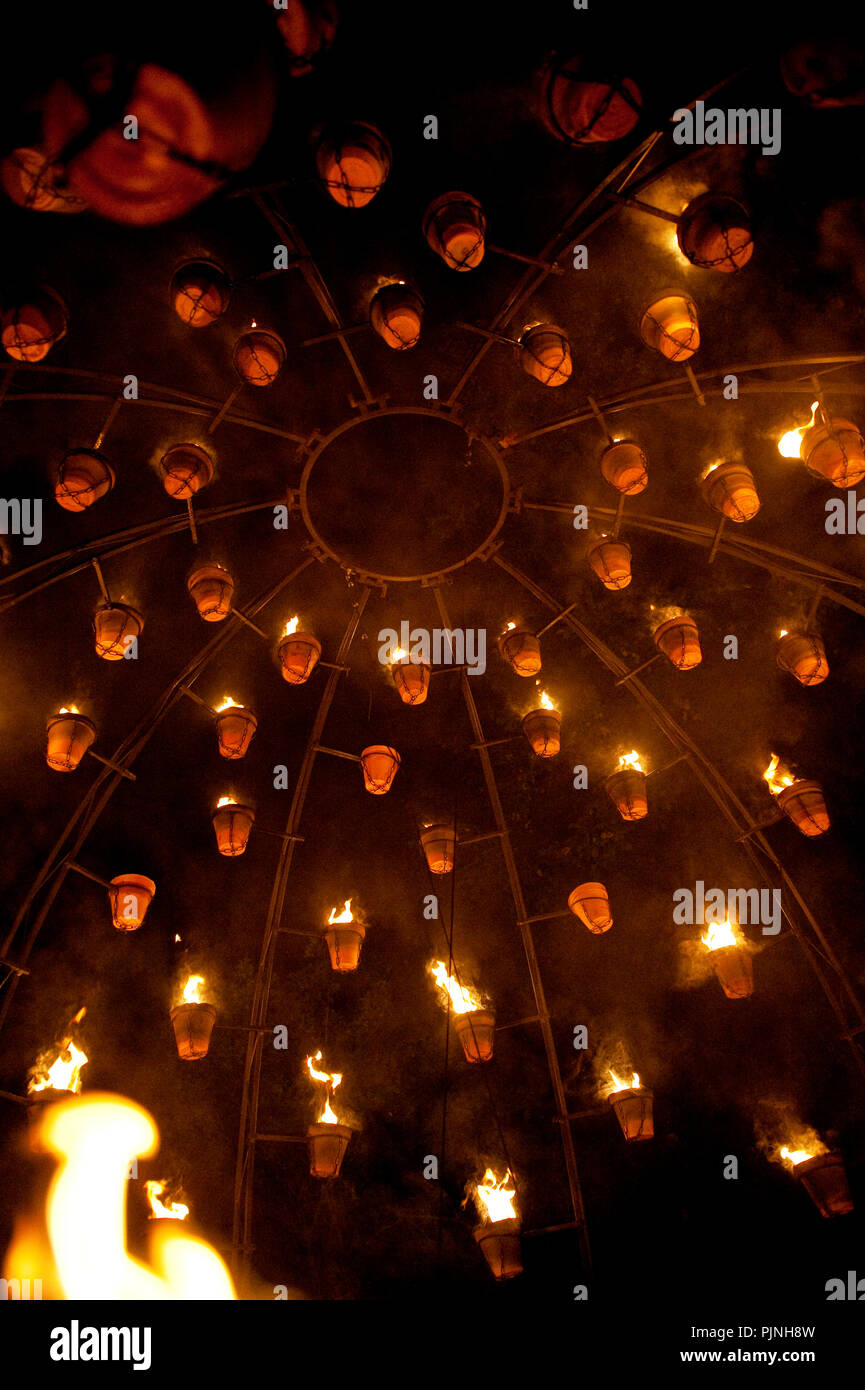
[306,1050,342,1125]
[701,918,739,951]
[215,696,242,714]
[537,689,556,712]
[327,899,353,925]
[182,975,205,1005]
[216,795,236,808]
[617,750,644,773]
[475,1169,517,1223]
[430,961,484,1015]
[777,402,819,459]
[764,753,795,796]
[778,1129,828,1169]
[28,1042,88,1096]
[282,615,300,638]
[144,1181,189,1221]
[2,1093,235,1298]
[606,1069,640,1095]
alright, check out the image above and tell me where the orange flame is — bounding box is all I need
[777,402,819,459]
[701,917,740,951]
[282,616,300,638]
[764,753,795,797]
[475,1169,517,1223]
[216,795,236,808]
[57,706,80,715]
[182,975,205,1005]
[144,1181,189,1221]
[327,899,353,925]
[306,1050,342,1125]
[617,749,644,773]
[215,696,242,714]
[430,961,484,1015]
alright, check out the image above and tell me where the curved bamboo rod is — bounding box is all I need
[493,551,865,1082]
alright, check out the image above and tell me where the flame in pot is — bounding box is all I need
[216,795,237,808]
[764,753,795,796]
[306,1050,342,1125]
[215,696,242,714]
[701,917,740,951]
[327,899,353,925]
[145,1181,189,1221]
[57,705,80,715]
[617,749,644,773]
[777,402,819,458]
[282,615,300,638]
[430,961,484,1015]
[475,1169,517,1223]
[182,975,205,1005]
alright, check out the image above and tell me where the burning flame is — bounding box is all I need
[3,1093,235,1297]
[215,696,242,714]
[144,1181,189,1221]
[536,689,556,712]
[617,750,644,773]
[282,615,300,637]
[306,1050,342,1125]
[182,975,205,1005]
[701,918,740,951]
[779,629,788,639]
[607,1069,641,1095]
[390,646,409,664]
[57,706,80,715]
[778,1126,828,1169]
[475,1169,517,1224]
[216,795,236,808]
[504,621,516,632]
[430,961,484,1015]
[777,402,819,459]
[763,753,795,797]
[28,1009,88,1096]
[327,900,353,925]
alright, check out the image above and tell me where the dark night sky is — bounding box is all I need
[0,0,864,1309]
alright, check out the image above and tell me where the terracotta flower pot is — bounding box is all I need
[370,283,423,350]
[212,803,255,857]
[45,712,96,771]
[567,882,613,934]
[518,323,572,387]
[653,616,702,670]
[420,824,455,874]
[170,1002,217,1060]
[587,537,632,590]
[454,1010,496,1063]
[776,780,830,837]
[775,631,829,686]
[188,565,234,621]
[215,707,258,760]
[522,708,561,758]
[701,461,760,521]
[55,449,115,512]
[474,1218,523,1279]
[171,261,230,327]
[604,768,648,820]
[392,661,430,705]
[307,1122,352,1177]
[498,628,542,676]
[360,745,400,794]
[710,945,754,999]
[108,874,156,932]
[677,193,753,273]
[276,0,339,76]
[799,417,865,487]
[233,330,286,387]
[323,923,366,972]
[314,122,390,208]
[423,191,486,271]
[794,1151,854,1218]
[640,291,700,361]
[278,633,321,685]
[600,440,648,494]
[609,1088,654,1141]
[540,57,641,144]
[1,286,67,362]
[160,443,214,499]
[93,603,144,661]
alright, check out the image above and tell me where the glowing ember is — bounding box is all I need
[3,1094,235,1297]
[702,917,739,951]
[182,975,205,1005]
[282,615,300,637]
[475,1169,517,1223]
[430,961,484,1015]
[57,706,80,715]
[216,795,236,808]
[607,1068,640,1095]
[327,899,353,925]
[215,696,242,714]
[144,1181,189,1221]
[618,750,644,773]
[763,753,795,796]
[777,402,819,459]
[306,1050,342,1125]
